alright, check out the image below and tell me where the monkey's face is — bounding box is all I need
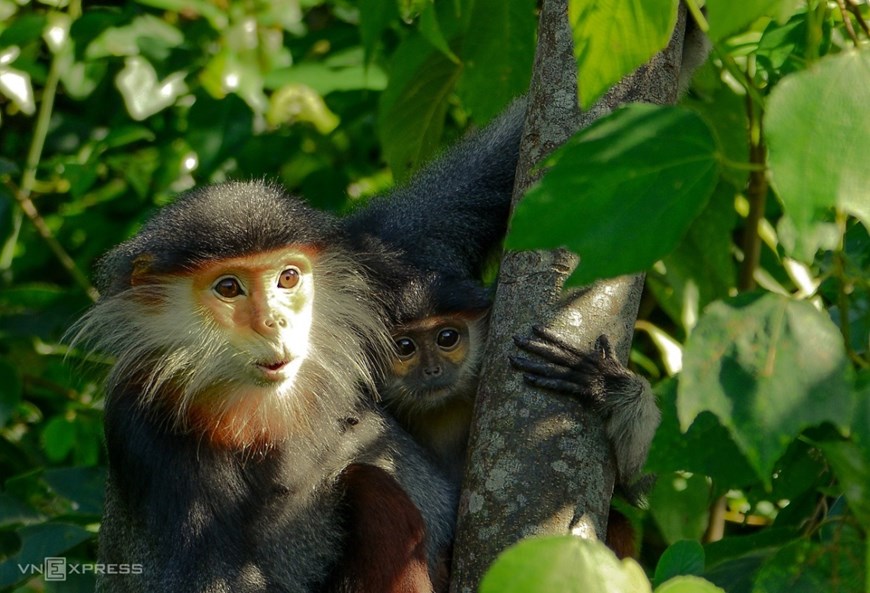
[188,247,315,391]
[386,313,486,410]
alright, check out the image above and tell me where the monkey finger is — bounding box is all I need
[531,325,587,358]
[594,334,618,360]
[522,374,585,395]
[513,335,583,367]
[509,355,585,384]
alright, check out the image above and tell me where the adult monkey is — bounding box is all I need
[70,102,526,593]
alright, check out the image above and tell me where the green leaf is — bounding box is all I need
[752,535,866,593]
[457,0,536,121]
[705,0,796,41]
[702,551,770,593]
[115,56,187,121]
[186,92,254,176]
[704,528,796,568]
[650,182,738,330]
[41,417,76,463]
[398,0,429,23]
[264,62,388,95]
[0,494,42,528]
[83,13,184,60]
[654,540,705,587]
[677,293,853,485]
[135,0,228,30]
[0,523,94,588]
[418,2,459,64]
[0,13,46,47]
[0,66,35,115]
[42,468,106,516]
[378,34,462,180]
[481,536,652,593]
[0,359,22,427]
[814,440,870,530]
[267,84,339,133]
[569,0,679,108]
[506,104,719,286]
[649,473,711,545]
[359,0,399,64]
[766,50,870,261]
[655,576,725,593]
[647,381,757,489]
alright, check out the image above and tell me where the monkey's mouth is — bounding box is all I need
[254,360,292,381]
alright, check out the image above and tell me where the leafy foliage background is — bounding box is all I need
[0,0,867,592]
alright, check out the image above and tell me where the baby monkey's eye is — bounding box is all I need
[278,267,301,289]
[436,328,460,350]
[213,276,244,299]
[394,337,417,359]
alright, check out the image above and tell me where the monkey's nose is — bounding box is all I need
[264,316,288,328]
[256,314,286,336]
[423,366,442,377]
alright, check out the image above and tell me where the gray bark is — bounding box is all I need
[448,2,689,592]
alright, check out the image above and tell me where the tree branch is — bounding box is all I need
[449,3,689,591]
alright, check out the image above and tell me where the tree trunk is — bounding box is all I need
[448,2,689,592]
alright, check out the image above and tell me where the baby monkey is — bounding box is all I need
[382,300,659,558]
[383,309,489,483]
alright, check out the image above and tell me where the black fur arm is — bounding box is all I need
[344,98,526,281]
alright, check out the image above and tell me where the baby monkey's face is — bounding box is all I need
[385,312,488,410]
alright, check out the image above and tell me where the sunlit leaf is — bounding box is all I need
[706,0,797,41]
[135,0,228,30]
[569,0,678,108]
[481,536,652,593]
[766,50,870,261]
[655,576,725,593]
[507,104,719,286]
[84,13,183,59]
[264,63,388,95]
[115,56,187,121]
[678,293,853,484]
[267,84,339,133]
[0,66,35,115]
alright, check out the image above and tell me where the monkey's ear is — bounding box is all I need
[130,254,156,286]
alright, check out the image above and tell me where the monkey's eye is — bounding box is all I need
[394,337,417,359]
[278,267,301,289]
[436,328,461,350]
[213,276,244,299]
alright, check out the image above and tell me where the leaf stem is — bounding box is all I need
[737,76,767,293]
[683,0,709,34]
[11,0,97,302]
[835,0,861,45]
[845,0,870,37]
